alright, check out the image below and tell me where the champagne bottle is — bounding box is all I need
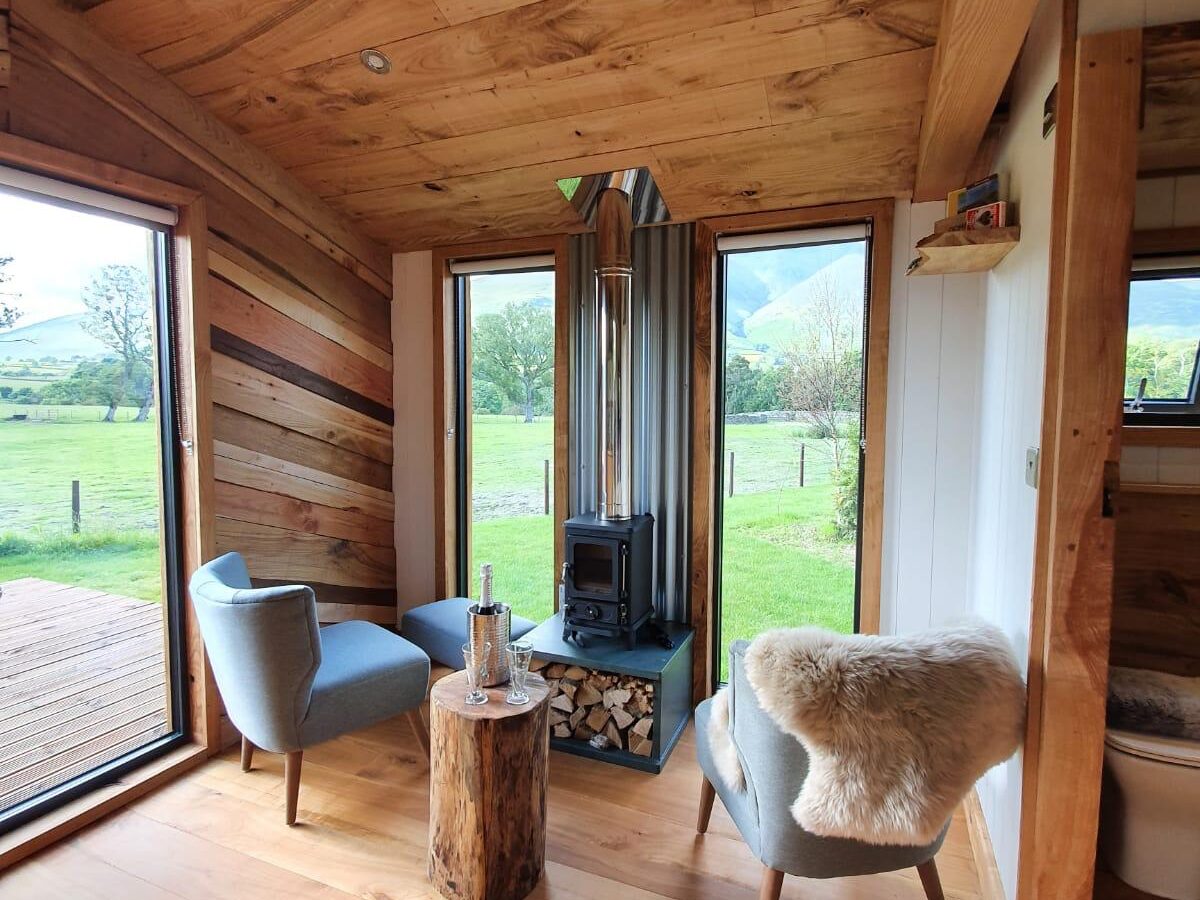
[478,563,499,614]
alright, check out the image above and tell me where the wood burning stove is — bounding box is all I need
[562,513,653,649]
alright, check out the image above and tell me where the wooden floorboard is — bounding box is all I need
[0,579,169,813]
[1,677,983,900]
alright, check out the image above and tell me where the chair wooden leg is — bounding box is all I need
[407,709,431,758]
[917,858,945,900]
[240,735,255,772]
[697,777,716,834]
[759,866,784,900]
[284,750,303,826]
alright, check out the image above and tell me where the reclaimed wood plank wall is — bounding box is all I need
[3,22,397,624]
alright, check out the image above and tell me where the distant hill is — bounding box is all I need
[0,313,109,361]
[1128,277,1200,341]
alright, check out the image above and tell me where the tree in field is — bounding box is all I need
[1124,334,1197,401]
[0,256,22,335]
[780,271,863,472]
[81,265,154,422]
[472,303,553,423]
[724,354,784,413]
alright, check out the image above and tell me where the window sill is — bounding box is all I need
[1122,425,1200,448]
[0,742,208,871]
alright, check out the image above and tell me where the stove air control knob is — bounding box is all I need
[585,604,601,621]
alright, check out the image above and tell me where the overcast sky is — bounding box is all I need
[0,190,153,330]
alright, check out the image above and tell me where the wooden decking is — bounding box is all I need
[0,578,169,813]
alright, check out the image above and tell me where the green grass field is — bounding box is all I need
[0,402,162,601]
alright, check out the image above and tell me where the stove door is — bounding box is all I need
[566,534,622,601]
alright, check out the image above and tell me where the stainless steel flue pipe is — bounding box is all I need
[595,184,635,520]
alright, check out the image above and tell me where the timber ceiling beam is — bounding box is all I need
[913,0,1040,202]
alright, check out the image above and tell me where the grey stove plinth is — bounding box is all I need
[524,611,694,774]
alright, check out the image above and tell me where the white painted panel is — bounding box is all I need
[392,250,437,613]
[1121,445,1161,482]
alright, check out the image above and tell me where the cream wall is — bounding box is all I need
[392,251,437,614]
[1079,0,1200,33]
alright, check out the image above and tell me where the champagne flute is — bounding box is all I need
[463,641,490,705]
[505,640,534,705]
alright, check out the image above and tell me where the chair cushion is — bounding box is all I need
[299,621,429,748]
[400,598,537,668]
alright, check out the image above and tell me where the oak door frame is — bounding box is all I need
[691,199,894,700]
[1017,27,1141,900]
[0,132,215,867]
[432,235,571,608]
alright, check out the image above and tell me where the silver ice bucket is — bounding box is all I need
[468,603,511,686]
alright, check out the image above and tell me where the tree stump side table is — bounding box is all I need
[428,669,551,900]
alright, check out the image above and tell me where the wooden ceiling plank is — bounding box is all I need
[198,0,763,128]
[234,0,940,170]
[292,80,772,197]
[431,0,542,26]
[653,111,922,220]
[12,0,393,287]
[142,0,448,97]
[1140,25,1200,176]
[912,0,1039,203]
[1143,20,1200,83]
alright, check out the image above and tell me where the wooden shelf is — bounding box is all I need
[907,226,1021,276]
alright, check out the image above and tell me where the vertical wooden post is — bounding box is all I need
[727,451,735,497]
[0,0,10,133]
[799,443,806,487]
[543,458,550,515]
[1018,27,1140,900]
[71,480,80,533]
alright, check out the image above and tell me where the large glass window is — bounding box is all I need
[714,228,871,681]
[1124,260,1200,423]
[453,262,556,623]
[0,184,186,831]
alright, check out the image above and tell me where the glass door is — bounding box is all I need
[452,261,556,623]
[0,185,187,831]
[713,227,872,681]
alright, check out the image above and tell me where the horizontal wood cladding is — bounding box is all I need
[214,519,395,590]
[1112,489,1200,677]
[214,481,393,549]
[212,406,392,493]
[211,352,392,463]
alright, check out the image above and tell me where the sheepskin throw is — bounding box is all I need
[712,622,1025,846]
[1108,666,1200,740]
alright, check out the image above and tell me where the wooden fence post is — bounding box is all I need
[728,451,735,497]
[543,459,550,515]
[799,444,806,487]
[71,480,80,533]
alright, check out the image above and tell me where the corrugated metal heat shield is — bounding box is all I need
[557,168,670,228]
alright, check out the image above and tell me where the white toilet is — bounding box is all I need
[1100,728,1200,900]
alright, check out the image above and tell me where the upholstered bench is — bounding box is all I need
[400,597,537,669]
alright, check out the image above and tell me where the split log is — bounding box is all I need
[568,708,586,730]
[610,707,634,730]
[548,710,569,727]
[545,663,568,679]
[560,681,577,701]
[603,720,623,750]
[574,723,595,741]
[553,723,571,739]
[575,683,602,707]
[629,732,652,757]
[530,657,549,672]
[631,717,653,739]
[585,707,610,733]
[564,665,588,680]
[429,671,550,900]
[550,694,574,714]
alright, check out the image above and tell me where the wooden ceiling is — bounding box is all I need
[69,0,951,248]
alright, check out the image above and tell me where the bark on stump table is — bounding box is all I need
[428,670,551,900]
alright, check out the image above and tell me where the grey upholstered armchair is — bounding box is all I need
[189,552,431,824]
[695,641,948,900]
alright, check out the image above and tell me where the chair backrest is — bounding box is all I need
[188,552,322,753]
[727,641,945,876]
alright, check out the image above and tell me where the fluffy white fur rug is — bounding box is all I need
[708,622,1025,846]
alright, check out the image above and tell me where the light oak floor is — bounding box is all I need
[1,693,983,899]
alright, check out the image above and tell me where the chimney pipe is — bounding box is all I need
[595,186,634,520]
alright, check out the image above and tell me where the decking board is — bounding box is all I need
[0,579,169,813]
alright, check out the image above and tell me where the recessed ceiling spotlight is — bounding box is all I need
[360,49,392,75]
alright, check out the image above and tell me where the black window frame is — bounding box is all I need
[1123,260,1200,427]
[0,200,189,836]
[711,230,873,691]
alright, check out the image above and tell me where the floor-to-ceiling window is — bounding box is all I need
[0,175,187,831]
[452,258,557,623]
[713,226,872,680]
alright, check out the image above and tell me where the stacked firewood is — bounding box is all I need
[531,659,654,756]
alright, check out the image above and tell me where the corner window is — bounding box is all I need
[1124,257,1200,425]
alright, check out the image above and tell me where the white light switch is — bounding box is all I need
[1025,448,1040,488]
